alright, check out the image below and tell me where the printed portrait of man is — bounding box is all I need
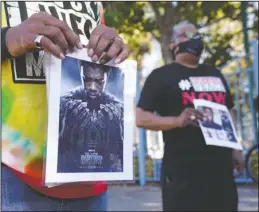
[220,111,234,132]
[57,61,124,173]
[200,107,223,130]
[220,111,237,142]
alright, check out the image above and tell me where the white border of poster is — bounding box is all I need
[193,99,243,150]
[44,48,136,185]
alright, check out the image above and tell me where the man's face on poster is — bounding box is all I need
[203,107,214,122]
[82,65,107,99]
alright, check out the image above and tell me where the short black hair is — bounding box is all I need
[79,60,109,73]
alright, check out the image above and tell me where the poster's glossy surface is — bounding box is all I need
[44,49,136,185]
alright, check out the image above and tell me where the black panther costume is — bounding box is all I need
[57,87,123,173]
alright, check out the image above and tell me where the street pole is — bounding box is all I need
[241,2,258,147]
[241,1,250,56]
[136,72,146,187]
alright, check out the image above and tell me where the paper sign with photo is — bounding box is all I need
[193,99,243,150]
[44,48,136,185]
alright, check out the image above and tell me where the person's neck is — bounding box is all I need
[175,53,199,69]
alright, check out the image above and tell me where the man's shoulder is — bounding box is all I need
[201,63,221,74]
[152,62,179,73]
[61,87,84,100]
[145,63,175,81]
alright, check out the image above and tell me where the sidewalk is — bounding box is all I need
[108,184,258,211]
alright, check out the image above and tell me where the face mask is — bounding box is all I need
[172,33,204,60]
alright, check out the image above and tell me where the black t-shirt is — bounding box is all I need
[137,62,234,171]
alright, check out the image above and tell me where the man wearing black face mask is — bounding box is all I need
[136,21,244,211]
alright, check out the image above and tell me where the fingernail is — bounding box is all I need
[77,41,83,49]
[92,55,98,62]
[115,58,121,64]
[88,48,94,57]
[60,53,65,60]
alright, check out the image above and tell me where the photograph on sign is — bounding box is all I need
[44,49,136,185]
[193,99,243,150]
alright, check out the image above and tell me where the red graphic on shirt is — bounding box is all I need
[182,91,226,105]
[179,76,227,105]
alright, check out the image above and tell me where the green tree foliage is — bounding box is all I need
[103,2,152,70]
[103,1,258,68]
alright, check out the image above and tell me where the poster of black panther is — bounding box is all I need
[44,49,136,184]
[58,57,124,173]
[193,99,243,150]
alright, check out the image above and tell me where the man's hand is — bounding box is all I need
[176,108,204,128]
[87,25,130,64]
[6,12,82,59]
[232,149,245,177]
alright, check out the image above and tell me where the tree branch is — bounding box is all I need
[149,2,161,21]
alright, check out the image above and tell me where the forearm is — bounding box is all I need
[136,108,179,131]
[1,27,12,61]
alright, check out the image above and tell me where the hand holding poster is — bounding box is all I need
[193,99,243,150]
[44,48,136,185]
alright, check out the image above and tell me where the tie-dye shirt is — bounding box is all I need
[2,1,107,198]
